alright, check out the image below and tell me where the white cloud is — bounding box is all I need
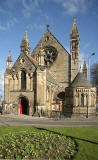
[7,18,18,29]
[28,23,45,31]
[22,0,40,18]
[55,0,90,15]
[0,18,18,31]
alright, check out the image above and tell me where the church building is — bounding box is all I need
[4,17,96,118]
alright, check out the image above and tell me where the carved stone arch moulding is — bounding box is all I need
[20,67,27,73]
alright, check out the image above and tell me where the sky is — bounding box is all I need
[0,0,98,99]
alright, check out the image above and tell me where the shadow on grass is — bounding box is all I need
[34,126,78,160]
[34,127,98,145]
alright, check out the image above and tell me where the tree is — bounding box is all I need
[91,62,98,105]
[91,62,98,87]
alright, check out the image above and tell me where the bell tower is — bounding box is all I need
[70,17,80,82]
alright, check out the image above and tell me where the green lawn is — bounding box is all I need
[0,126,98,160]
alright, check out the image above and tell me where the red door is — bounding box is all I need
[20,101,22,114]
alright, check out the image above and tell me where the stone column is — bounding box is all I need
[30,73,33,91]
[10,77,13,91]
[36,68,46,106]
[76,93,78,106]
[12,75,15,91]
[26,73,30,90]
[14,76,17,90]
[88,89,91,107]
[73,89,76,106]
[16,74,19,91]
[79,92,81,106]
[84,94,86,106]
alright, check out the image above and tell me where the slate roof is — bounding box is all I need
[71,72,92,87]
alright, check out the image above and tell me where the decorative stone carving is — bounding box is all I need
[44,46,58,67]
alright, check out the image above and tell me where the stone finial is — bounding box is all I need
[73,16,76,24]
[6,50,12,69]
[7,50,12,62]
[70,16,79,38]
[82,60,87,79]
[46,24,50,30]
[20,29,30,54]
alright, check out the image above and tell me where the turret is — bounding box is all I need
[82,60,87,79]
[38,44,45,66]
[6,50,12,69]
[70,17,80,82]
[20,29,30,54]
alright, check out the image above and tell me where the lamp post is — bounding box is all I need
[86,53,95,118]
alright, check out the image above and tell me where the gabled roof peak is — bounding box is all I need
[71,72,92,87]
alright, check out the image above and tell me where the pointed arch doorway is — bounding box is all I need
[19,97,29,115]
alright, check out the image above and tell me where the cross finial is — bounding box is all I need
[46,24,50,30]
[73,16,76,23]
[9,49,11,55]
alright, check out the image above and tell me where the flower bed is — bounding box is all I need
[0,128,77,159]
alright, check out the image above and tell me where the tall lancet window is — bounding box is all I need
[21,70,26,90]
[81,94,84,106]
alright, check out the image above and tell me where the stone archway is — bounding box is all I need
[19,96,29,115]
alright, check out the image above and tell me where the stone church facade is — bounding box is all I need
[4,18,96,117]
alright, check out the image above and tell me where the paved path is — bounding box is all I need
[0,114,98,127]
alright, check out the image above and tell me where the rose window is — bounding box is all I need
[44,46,58,67]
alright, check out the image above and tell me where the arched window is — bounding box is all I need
[21,70,26,90]
[81,94,84,106]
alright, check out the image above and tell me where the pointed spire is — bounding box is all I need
[70,16,79,38]
[20,29,30,54]
[82,60,87,79]
[83,60,87,69]
[6,50,12,69]
[7,50,12,62]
